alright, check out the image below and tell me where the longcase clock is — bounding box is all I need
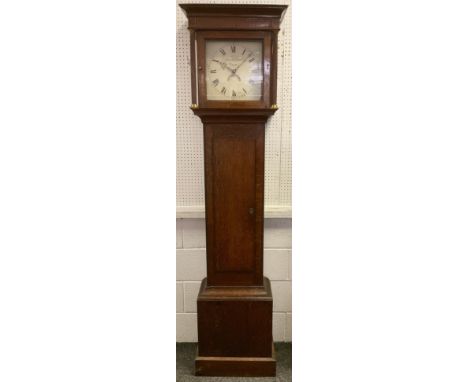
[179,3,288,377]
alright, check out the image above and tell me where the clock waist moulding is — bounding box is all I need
[179,4,288,377]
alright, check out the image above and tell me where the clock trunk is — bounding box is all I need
[204,122,264,287]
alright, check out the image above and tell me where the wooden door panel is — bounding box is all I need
[213,136,256,272]
[204,123,264,286]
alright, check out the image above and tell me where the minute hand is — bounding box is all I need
[235,54,252,70]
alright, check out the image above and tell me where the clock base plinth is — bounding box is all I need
[195,277,275,377]
[195,343,276,377]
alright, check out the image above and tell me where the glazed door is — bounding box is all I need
[204,123,264,286]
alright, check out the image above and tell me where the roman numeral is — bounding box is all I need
[219,48,226,55]
[221,87,226,95]
[212,79,219,86]
[232,90,236,97]
[242,48,246,55]
[242,88,247,94]
[249,57,255,63]
[231,45,236,53]
[210,70,217,73]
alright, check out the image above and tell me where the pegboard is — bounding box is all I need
[176,0,292,213]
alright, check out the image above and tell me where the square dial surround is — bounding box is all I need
[205,40,263,101]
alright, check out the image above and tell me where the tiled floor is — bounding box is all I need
[176,343,292,382]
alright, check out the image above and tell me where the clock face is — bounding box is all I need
[205,40,263,101]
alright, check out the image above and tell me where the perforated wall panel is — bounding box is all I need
[176,0,292,211]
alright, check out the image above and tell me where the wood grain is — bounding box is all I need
[195,343,276,377]
[204,123,265,286]
[197,278,273,358]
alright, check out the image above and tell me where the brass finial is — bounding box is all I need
[271,104,279,110]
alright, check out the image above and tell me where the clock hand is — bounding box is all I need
[234,53,251,71]
[222,63,238,76]
[227,66,241,81]
[213,59,241,80]
[217,61,241,81]
[213,60,231,72]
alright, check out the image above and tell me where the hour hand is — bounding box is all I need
[213,59,228,71]
[227,71,241,81]
[225,66,241,81]
[213,59,241,81]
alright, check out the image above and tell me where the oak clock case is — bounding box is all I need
[179,4,287,378]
